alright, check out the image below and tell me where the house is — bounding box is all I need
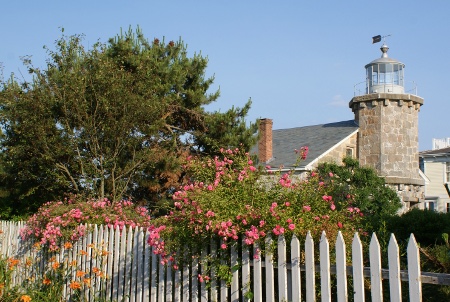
[419,147,450,212]
[257,118,358,172]
[254,42,425,211]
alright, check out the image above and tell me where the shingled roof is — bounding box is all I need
[420,147,450,156]
[253,120,359,170]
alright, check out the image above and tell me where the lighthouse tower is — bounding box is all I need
[349,43,424,209]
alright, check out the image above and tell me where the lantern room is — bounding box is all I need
[365,43,405,94]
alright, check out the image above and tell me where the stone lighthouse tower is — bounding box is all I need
[349,43,424,210]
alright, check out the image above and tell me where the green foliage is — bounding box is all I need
[0,27,257,218]
[316,157,402,234]
[387,208,450,246]
[193,101,258,155]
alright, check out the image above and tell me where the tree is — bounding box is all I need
[0,28,257,217]
[316,157,402,234]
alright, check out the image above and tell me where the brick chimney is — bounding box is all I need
[258,118,273,163]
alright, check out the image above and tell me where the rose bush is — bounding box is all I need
[147,147,364,269]
[20,197,152,251]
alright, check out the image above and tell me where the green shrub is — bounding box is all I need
[387,208,450,246]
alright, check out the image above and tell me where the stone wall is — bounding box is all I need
[307,132,358,169]
[350,93,425,207]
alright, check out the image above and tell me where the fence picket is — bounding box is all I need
[335,231,348,302]
[106,226,114,299]
[220,239,228,302]
[84,225,93,301]
[201,248,208,302]
[166,259,173,302]
[320,231,331,302]
[174,259,181,302]
[407,234,422,302]
[112,226,121,301]
[182,250,189,302]
[352,233,365,302]
[265,236,275,302]
[144,235,151,302]
[231,244,239,302]
[242,239,251,302]
[137,228,145,302]
[133,227,141,302]
[118,226,128,302]
[388,234,402,302]
[370,233,383,302]
[210,239,218,302]
[192,254,199,302]
[253,243,262,302]
[158,257,165,302]
[291,235,301,302]
[151,248,158,302]
[278,235,288,301]
[305,231,315,302]
[125,226,134,302]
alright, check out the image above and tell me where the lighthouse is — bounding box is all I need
[349,42,425,210]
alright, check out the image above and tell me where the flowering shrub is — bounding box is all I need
[20,197,152,251]
[148,147,364,270]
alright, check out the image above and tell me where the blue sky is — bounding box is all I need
[1,1,448,150]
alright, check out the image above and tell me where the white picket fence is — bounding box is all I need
[1,221,450,302]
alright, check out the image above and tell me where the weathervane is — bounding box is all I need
[372,34,391,44]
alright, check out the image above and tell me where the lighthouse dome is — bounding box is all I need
[365,44,405,94]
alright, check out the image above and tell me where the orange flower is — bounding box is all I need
[80,250,88,256]
[25,258,32,267]
[52,262,60,270]
[83,278,91,286]
[92,267,100,274]
[43,278,52,285]
[69,281,82,290]
[64,242,73,249]
[76,270,86,278]
[101,250,108,256]
[87,243,95,248]
[20,295,32,302]
[8,258,20,269]
[69,260,77,267]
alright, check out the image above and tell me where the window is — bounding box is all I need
[447,203,450,213]
[346,147,354,158]
[424,201,435,211]
[446,162,450,183]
